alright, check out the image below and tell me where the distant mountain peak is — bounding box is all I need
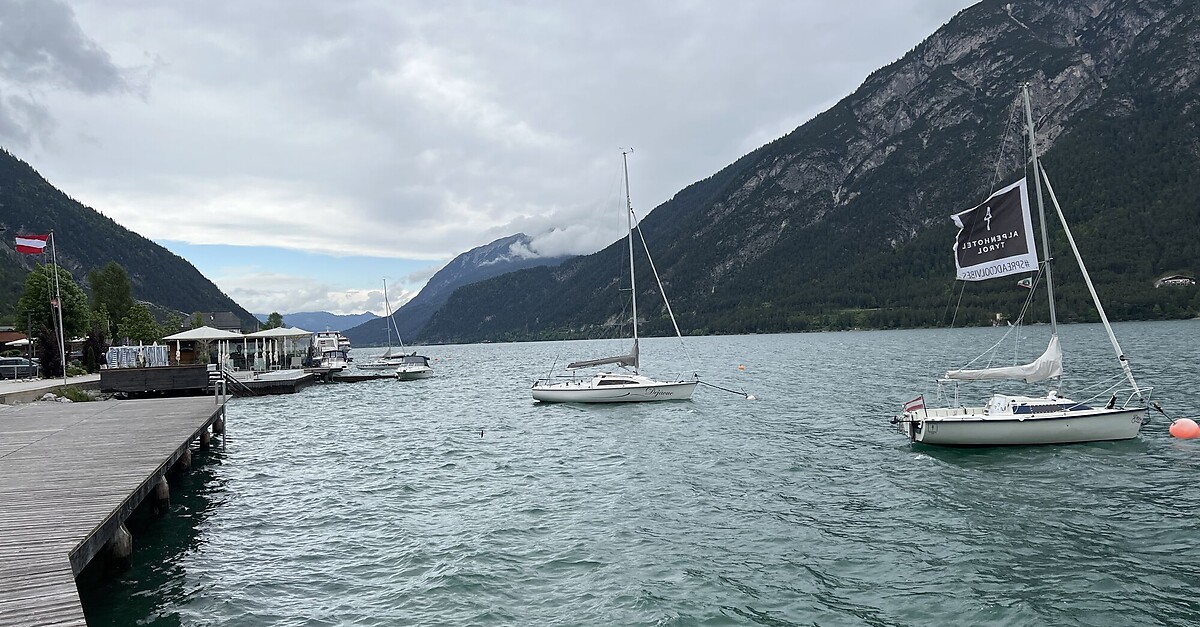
[341,233,570,345]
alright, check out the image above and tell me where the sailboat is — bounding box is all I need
[357,280,433,378]
[894,85,1149,446]
[357,280,407,371]
[531,151,698,403]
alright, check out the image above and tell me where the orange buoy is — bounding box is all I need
[1169,418,1200,439]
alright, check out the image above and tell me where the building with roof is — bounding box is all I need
[1154,275,1196,288]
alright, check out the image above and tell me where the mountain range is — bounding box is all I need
[254,311,378,332]
[417,0,1200,343]
[3,0,1197,344]
[342,233,568,346]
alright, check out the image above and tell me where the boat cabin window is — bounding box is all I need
[597,379,635,386]
[1013,402,1093,414]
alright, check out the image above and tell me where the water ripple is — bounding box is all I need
[80,321,1200,626]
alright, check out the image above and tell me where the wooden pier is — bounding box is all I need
[0,396,225,626]
[332,372,395,383]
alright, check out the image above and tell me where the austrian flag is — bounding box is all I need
[15,234,49,255]
[903,395,925,413]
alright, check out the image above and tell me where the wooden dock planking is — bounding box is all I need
[0,397,224,627]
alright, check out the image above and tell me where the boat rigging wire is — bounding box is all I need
[697,379,755,399]
[629,205,697,377]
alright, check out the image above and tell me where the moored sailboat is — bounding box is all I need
[357,279,408,371]
[894,85,1150,446]
[532,151,697,403]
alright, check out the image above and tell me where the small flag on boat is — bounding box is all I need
[1016,277,1033,289]
[903,395,925,413]
[15,234,49,254]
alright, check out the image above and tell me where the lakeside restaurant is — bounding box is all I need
[100,326,319,397]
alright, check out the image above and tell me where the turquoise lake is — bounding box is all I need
[79,320,1200,625]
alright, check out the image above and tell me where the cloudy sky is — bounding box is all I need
[0,0,975,315]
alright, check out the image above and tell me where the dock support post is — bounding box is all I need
[173,448,192,473]
[199,429,211,451]
[152,476,170,515]
[212,414,225,435]
[108,523,133,570]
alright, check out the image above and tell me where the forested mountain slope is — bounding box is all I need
[0,149,256,327]
[421,0,1200,343]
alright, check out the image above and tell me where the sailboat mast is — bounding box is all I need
[1022,84,1057,336]
[382,279,393,352]
[623,150,639,373]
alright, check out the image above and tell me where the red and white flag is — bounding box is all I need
[15,234,49,254]
[903,395,925,413]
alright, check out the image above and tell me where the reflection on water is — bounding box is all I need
[80,321,1200,625]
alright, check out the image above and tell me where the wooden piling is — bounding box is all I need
[152,476,170,515]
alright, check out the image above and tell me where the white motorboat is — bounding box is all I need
[395,353,433,380]
[532,150,697,403]
[312,330,352,367]
[316,348,349,370]
[895,85,1149,446]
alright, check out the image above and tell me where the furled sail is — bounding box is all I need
[952,178,1039,282]
[567,339,639,369]
[944,335,1062,383]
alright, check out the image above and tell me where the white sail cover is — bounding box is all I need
[945,335,1062,383]
[952,178,1039,281]
[568,339,639,370]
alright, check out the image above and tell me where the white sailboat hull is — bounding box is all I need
[897,406,1146,446]
[532,376,697,403]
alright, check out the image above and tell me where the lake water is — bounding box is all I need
[80,320,1200,625]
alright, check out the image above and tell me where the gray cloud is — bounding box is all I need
[0,0,126,93]
[0,0,128,147]
[3,0,976,311]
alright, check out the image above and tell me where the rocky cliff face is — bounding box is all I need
[421,0,1200,342]
[686,0,1191,282]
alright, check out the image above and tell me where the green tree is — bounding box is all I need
[91,304,111,345]
[82,326,107,374]
[36,323,61,378]
[263,312,284,329]
[87,262,134,337]
[160,313,183,339]
[190,311,205,329]
[16,265,90,341]
[120,303,160,344]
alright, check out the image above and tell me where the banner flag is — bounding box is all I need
[951,178,1039,282]
[15,234,49,254]
[903,395,925,413]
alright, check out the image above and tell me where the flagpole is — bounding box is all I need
[49,231,67,384]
